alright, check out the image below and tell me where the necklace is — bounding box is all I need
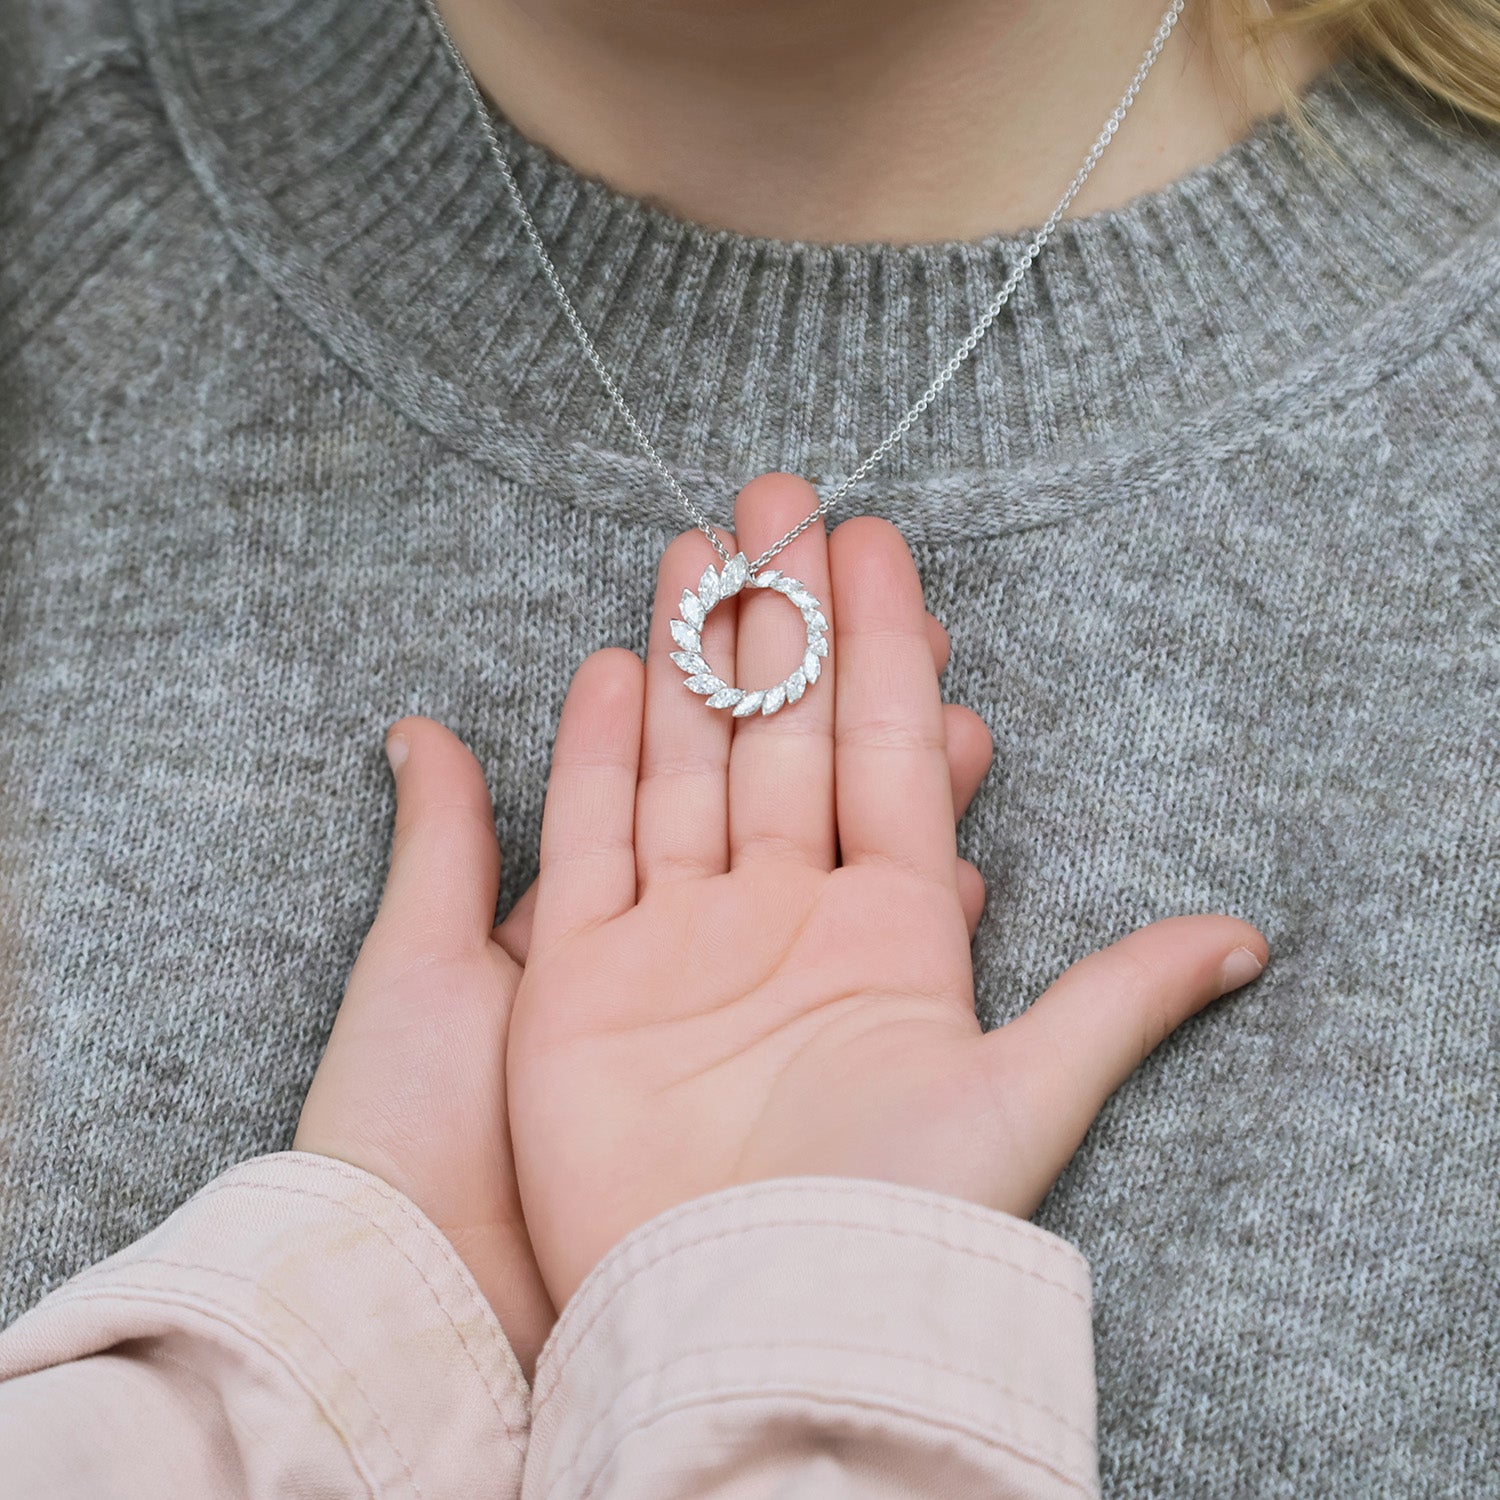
[420,0,1186,717]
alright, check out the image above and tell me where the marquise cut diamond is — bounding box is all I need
[671,555,829,718]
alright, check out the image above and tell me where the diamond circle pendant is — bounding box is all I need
[670,551,829,717]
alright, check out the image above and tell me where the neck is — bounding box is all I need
[429,0,1339,244]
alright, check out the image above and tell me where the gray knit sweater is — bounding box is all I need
[2,0,1498,1492]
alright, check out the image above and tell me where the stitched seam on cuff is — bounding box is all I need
[125,1164,531,1451]
[538,1216,1085,1408]
[85,1254,448,1491]
[568,1336,1094,1445]
[568,1178,1086,1290]
[552,1382,1097,1500]
[34,1282,388,1498]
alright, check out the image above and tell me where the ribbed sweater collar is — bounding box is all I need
[133,0,1500,542]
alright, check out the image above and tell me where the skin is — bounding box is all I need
[429,0,1339,243]
[295,477,992,1375]
[297,473,1268,1371]
[296,0,1306,1382]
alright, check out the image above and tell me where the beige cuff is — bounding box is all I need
[527,1178,1098,1499]
[0,1152,531,1497]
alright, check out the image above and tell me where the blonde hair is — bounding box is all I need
[1245,0,1500,126]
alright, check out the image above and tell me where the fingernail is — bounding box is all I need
[1219,945,1265,993]
[385,730,409,773]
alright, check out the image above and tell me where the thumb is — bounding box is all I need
[988,913,1269,1208]
[374,715,502,959]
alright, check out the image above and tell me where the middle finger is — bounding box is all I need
[726,473,837,870]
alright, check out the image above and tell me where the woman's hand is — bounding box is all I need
[508,472,1269,1310]
[292,718,556,1375]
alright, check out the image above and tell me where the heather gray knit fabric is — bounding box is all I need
[2,0,1498,1492]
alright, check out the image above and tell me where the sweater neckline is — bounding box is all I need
[134,0,1500,544]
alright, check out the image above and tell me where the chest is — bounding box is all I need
[3,327,1496,1492]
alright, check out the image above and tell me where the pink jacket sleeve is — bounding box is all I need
[0,1155,1099,1498]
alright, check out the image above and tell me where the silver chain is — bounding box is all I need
[421,0,1186,574]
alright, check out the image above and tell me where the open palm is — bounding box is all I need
[292,471,991,1372]
[509,474,1267,1309]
